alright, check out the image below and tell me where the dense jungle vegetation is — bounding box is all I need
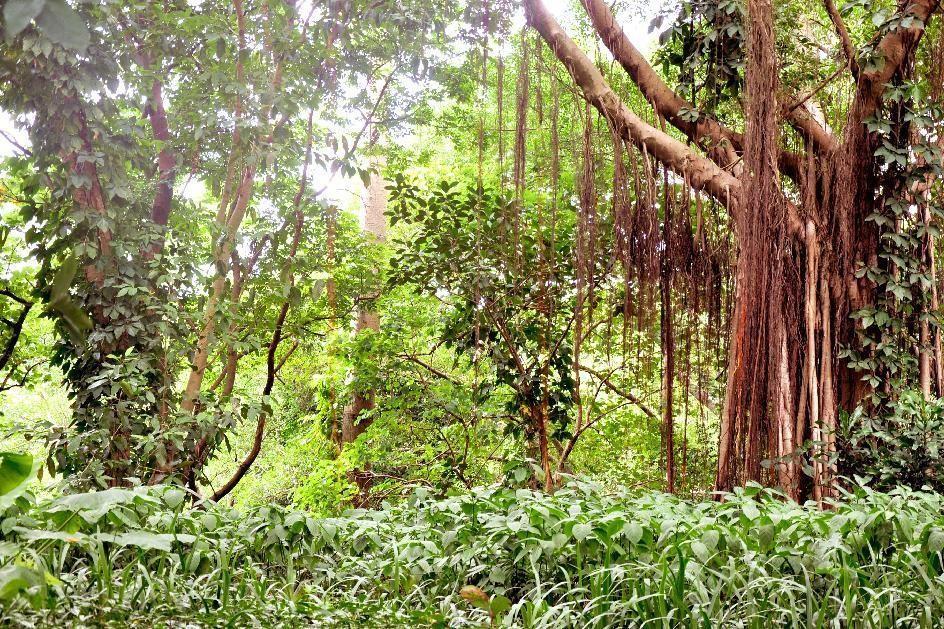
[0,0,943,625]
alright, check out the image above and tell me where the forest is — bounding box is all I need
[0,0,943,625]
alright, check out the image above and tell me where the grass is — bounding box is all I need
[0,480,942,627]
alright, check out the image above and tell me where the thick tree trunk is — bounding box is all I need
[716,0,799,496]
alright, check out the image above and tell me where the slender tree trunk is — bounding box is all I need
[181,168,255,414]
[660,183,675,494]
[340,166,388,446]
[0,291,32,376]
[147,77,174,229]
[209,112,313,501]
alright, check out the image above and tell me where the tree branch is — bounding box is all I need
[580,0,808,177]
[855,0,941,118]
[0,298,32,375]
[397,353,462,385]
[209,112,313,503]
[525,0,742,210]
[784,101,838,152]
[578,364,658,419]
[823,0,860,78]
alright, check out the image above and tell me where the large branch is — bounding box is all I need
[785,102,838,152]
[581,0,807,175]
[526,0,741,209]
[855,0,941,117]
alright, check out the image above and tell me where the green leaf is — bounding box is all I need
[95,530,196,551]
[48,487,154,523]
[573,522,592,541]
[35,0,89,52]
[46,253,93,342]
[0,452,37,512]
[489,594,512,616]
[3,0,45,37]
[741,502,760,520]
[0,565,42,600]
[14,528,88,544]
[691,540,710,562]
[0,452,34,496]
[929,528,944,553]
[701,529,720,550]
[49,253,78,301]
[624,521,643,544]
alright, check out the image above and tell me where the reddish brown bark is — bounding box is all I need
[147,78,174,227]
[524,0,740,208]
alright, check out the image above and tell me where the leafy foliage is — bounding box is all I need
[1,482,944,626]
[841,391,944,492]
[388,178,578,450]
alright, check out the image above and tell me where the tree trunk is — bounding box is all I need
[660,184,675,494]
[340,167,388,446]
[716,0,797,496]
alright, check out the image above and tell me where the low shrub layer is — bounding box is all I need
[1,482,943,627]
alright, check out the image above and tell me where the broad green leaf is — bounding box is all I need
[95,530,197,551]
[0,451,38,514]
[489,594,512,616]
[14,528,88,544]
[742,502,760,521]
[624,520,643,544]
[0,451,34,496]
[572,522,592,541]
[691,540,710,562]
[46,253,92,343]
[3,0,45,37]
[929,528,944,553]
[48,487,155,523]
[701,529,720,550]
[35,0,89,52]
[0,565,42,600]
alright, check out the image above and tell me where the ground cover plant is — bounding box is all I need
[1,479,943,627]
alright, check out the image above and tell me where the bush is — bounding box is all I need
[1,481,943,626]
[840,391,944,492]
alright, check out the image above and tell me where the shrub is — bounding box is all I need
[840,390,944,492]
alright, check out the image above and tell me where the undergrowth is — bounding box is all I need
[1,481,943,627]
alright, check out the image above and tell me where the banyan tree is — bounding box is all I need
[524,0,943,501]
